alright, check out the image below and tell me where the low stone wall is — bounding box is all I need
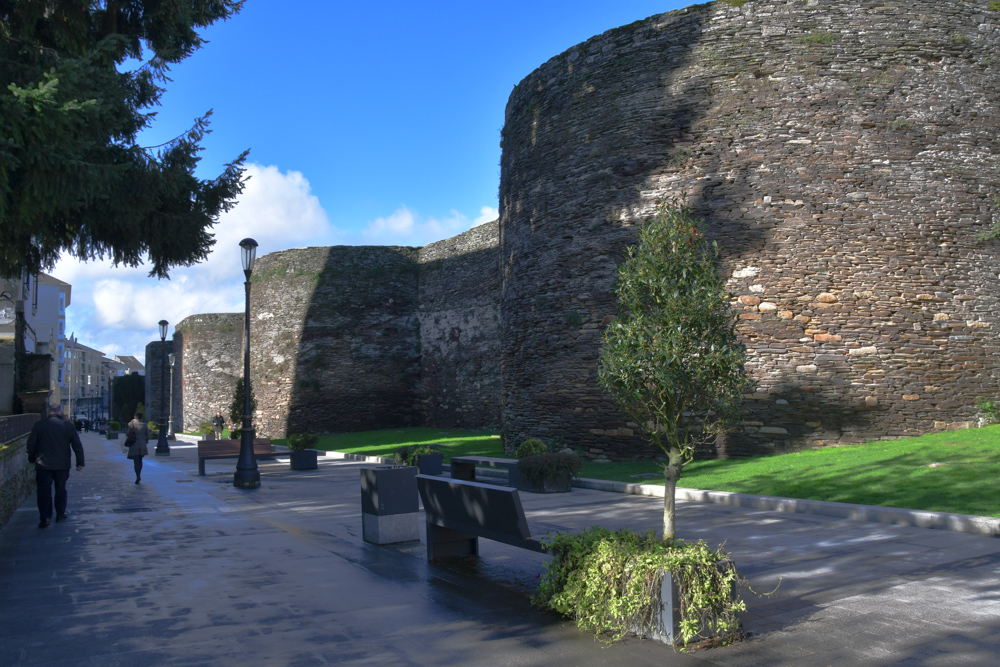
[0,435,33,530]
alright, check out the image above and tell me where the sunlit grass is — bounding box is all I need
[271,426,504,462]
[269,424,1000,516]
[585,426,1000,517]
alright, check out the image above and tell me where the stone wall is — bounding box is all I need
[0,435,32,530]
[250,245,422,438]
[174,313,243,432]
[417,222,501,429]
[498,0,1000,457]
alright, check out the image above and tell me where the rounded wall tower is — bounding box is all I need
[499,0,1000,458]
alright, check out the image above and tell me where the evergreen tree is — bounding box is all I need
[0,0,247,278]
[229,376,256,429]
[598,199,751,541]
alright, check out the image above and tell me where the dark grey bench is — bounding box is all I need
[416,474,549,560]
[197,439,275,475]
[449,455,526,489]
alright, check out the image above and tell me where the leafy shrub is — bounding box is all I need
[287,432,319,452]
[517,452,582,488]
[515,438,548,458]
[198,422,214,436]
[977,397,1000,425]
[394,444,441,466]
[148,421,157,434]
[534,527,751,646]
[109,421,120,432]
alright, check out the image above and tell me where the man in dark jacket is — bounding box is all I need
[26,404,85,528]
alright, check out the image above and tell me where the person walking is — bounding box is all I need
[125,412,150,484]
[213,411,225,440]
[26,404,84,528]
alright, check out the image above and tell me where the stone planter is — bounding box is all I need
[636,570,681,645]
[515,474,573,493]
[289,449,318,470]
[106,431,118,440]
[415,453,443,476]
[360,465,420,544]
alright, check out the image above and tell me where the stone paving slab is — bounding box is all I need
[1,432,999,665]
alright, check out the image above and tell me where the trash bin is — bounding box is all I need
[360,465,420,544]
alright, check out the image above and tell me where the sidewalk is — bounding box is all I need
[0,432,998,666]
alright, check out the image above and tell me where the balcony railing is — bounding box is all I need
[0,414,41,445]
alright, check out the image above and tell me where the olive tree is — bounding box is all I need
[598,198,751,541]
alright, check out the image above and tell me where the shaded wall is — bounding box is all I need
[499,0,1000,458]
[417,223,501,429]
[250,246,422,438]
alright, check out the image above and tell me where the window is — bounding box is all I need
[57,369,63,384]
[58,293,65,315]
[58,320,64,336]
[87,375,91,385]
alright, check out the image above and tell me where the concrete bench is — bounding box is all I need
[416,474,549,560]
[197,439,274,475]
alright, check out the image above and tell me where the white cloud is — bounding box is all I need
[473,206,498,227]
[361,205,494,246]
[47,163,497,360]
[49,163,337,357]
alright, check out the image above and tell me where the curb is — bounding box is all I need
[570,477,1000,537]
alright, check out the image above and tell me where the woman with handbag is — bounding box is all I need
[125,412,150,484]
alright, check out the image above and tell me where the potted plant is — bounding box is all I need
[394,444,442,475]
[287,432,319,470]
[148,420,158,438]
[106,421,120,440]
[514,438,580,493]
[198,422,215,441]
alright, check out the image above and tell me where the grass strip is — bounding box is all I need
[582,426,1000,518]
[272,426,504,462]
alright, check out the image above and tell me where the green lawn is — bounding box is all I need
[271,427,505,462]
[585,426,1000,518]
[271,424,1000,517]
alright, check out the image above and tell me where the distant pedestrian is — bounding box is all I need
[26,404,84,528]
[125,412,150,484]
[213,411,225,440]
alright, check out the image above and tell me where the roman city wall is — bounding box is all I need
[498,0,1000,458]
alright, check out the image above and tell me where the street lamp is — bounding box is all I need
[167,352,176,440]
[234,237,260,489]
[155,319,170,455]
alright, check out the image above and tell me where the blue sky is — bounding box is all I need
[52,0,689,360]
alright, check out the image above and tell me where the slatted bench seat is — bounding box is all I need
[416,474,550,560]
[197,439,274,475]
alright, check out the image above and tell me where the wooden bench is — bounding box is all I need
[416,474,550,560]
[197,439,274,475]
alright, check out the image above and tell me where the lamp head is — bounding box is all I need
[158,319,168,341]
[168,352,175,368]
[239,238,259,278]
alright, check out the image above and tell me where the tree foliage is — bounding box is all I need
[598,198,751,541]
[112,372,144,423]
[229,375,256,427]
[0,0,248,279]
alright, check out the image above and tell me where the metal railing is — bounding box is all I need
[0,414,40,445]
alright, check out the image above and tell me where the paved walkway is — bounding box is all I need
[0,432,998,666]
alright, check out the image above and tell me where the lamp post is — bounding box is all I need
[167,352,176,440]
[155,319,170,455]
[234,237,260,489]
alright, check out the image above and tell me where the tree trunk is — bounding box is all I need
[662,450,682,541]
[663,476,677,541]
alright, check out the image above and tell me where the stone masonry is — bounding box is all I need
[150,223,501,439]
[499,0,1000,457]
[173,313,243,432]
